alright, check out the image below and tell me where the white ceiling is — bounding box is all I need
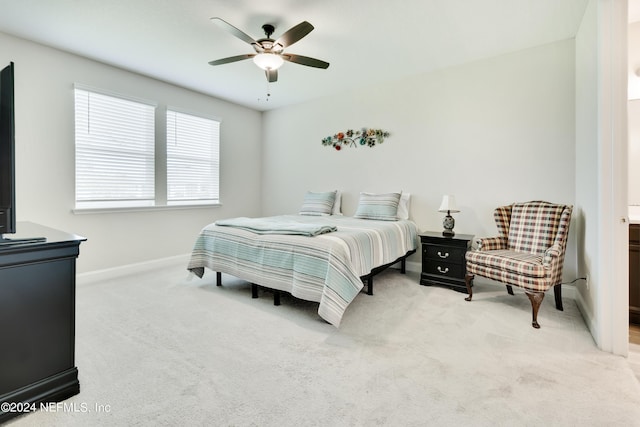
[0,0,590,111]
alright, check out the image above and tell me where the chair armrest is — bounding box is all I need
[477,236,508,251]
[543,244,562,267]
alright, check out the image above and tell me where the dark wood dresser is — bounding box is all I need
[0,223,85,423]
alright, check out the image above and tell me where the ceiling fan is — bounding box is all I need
[208,18,330,83]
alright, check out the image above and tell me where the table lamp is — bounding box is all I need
[438,195,460,236]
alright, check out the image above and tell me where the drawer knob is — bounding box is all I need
[437,266,449,274]
[437,251,449,259]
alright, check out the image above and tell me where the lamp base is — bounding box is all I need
[442,214,455,236]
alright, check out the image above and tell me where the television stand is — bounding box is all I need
[0,222,85,424]
[0,235,46,246]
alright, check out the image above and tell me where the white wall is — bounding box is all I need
[629,98,640,204]
[0,32,263,273]
[574,0,599,336]
[629,21,640,101]
[575,0,630,355]
[629,22,640,204]
[262,39,578,280]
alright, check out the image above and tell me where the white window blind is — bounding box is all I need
[166,110,220,204]
[74,88,155,208]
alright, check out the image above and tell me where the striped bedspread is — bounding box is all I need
[187,215,419,327]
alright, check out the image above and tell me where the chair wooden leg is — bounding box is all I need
[554,285,563,311]
[506,285,514,295]
[525,291,544,329]
[464,274,474,301]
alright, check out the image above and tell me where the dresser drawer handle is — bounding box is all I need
[437,266,449,274]
[437,251,449,259]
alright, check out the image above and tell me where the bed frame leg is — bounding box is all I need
[251,283,258,299]
[274,290,281,306]
[216,272,222,286]
[367,277,373,295]
[400,258,407,274]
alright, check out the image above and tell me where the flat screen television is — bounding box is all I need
[0,62,16,240]
[0,62,45,245]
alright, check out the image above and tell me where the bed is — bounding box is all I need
[187,214,419,326]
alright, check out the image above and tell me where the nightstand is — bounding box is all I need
[420,231,474,293]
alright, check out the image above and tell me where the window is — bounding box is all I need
[74,86,221,211]
[166,110,220,205]
[74,87,155,209]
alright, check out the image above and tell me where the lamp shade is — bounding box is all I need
[438,195,460,213]
[253,53,284,70]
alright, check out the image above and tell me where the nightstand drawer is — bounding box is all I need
[422,244,466,264]
[423,260,464,279]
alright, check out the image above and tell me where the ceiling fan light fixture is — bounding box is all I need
[253,53,284,70]
[209,19,328,82]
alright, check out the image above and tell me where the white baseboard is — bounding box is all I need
[77,253,190,285]
[406,260,421,274]
[573,289,595,334]
[79,256,418,286]
[77,255,577,301]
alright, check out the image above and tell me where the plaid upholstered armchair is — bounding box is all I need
[464,201,573,329]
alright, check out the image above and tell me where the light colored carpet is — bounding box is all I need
[7,264,640,426]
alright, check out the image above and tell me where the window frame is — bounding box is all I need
[72,85,222,214]
[166,107,221,206]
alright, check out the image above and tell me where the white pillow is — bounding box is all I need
[397,192,411,220]
[332,191,343,215]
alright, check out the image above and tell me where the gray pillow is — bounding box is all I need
[354,192,401,221]
[299,191,337,216]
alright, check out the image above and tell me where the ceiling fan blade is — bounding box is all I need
[283,54,330,69]
[208,54,255,66]
[274,21,314,49]
[211,17,257,46]
[265,69,278,83]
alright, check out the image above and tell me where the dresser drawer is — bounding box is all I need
[423,260,464,280]
[422,244,466,264]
